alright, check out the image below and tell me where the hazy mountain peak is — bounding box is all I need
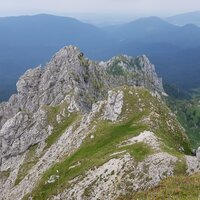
[167,10,200,26]
[128,16,172,26]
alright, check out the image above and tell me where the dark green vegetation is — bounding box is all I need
[24,87,191,200]
[171,98,200,148]
[118,173,200,200]
[166,85,200,148]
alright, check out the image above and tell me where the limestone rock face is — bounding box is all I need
[0,45,172,200]
[104,54,163,93]
[0,95,19,128]
[104,90,124,121]
[0,46,165,166]
[0,108,49,169]
[0,46,164,127]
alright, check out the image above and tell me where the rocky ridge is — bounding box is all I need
[0,45,199,200]
[0,45,164,167]
[0,46,164,125]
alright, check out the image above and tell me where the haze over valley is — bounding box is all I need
[1,12,200,100]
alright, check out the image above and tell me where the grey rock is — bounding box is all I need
[196,147,200,161]
[0,94,19,129]
[104,90,124,121]
[1,46,164,125]
[0,108,49,170]
[1,103,104,200]
[47,175,59,184]
[185,155,200,174]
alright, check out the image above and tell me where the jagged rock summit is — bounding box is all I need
[0,46,199,200]
[0,45,164,127]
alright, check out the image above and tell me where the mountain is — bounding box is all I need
[105,17,200,89]
[2,15,200,101]
[0,14,115,101]
[107,17,200,48]
[167,11,200,26]
[107,17,175,42]
[0,46,200,200]
[0,14,113,57]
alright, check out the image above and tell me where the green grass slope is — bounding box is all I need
[118,173,200,200]
[24,87,191,200]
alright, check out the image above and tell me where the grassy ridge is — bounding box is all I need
[118,173,200,200]
[24,118,147,200]
[24,87,191,199]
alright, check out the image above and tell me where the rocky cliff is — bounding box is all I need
[0,46,199,200]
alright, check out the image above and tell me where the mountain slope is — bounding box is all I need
[0,46,199,200]
[108,17,175,42]
[106,17,200,90]
[166,87,200,148]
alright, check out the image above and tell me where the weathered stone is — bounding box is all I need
[0,108,49,171]
[104,90,124,121]
[185,155,200,174]
[47,175,59,184]
[119,131,161,151]
[196,147,200,161]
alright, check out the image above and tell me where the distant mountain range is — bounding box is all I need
[109,17,200,89]
[1,13,200,100]
[0,14,115,100]
[167,11,200,26]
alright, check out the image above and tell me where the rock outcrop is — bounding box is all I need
[104,90,124,121]
[0,46,164,128]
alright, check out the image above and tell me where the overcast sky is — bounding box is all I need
[0,0,200,20]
